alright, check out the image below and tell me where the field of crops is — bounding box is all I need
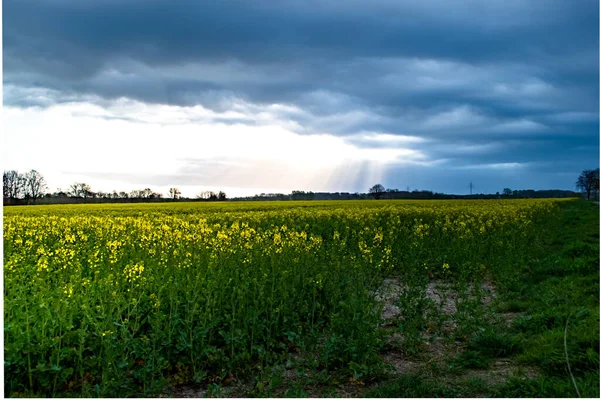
[4,199,567,397]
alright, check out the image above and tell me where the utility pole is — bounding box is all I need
[468,181,475,195]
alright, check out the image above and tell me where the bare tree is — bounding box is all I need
[168,187,181,199]
[218,191,227,201]
[68,182,92,198]
[23,170,48,202]
[129,189,159,199]
[576,169,600,200]
[3,170,24,200]
[197,191,215,200]
[68,183,80,197]
[368,183,386,200]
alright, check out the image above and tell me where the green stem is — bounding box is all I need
[25,300,33,392]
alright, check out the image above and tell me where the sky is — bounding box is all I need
[3,0,599,198]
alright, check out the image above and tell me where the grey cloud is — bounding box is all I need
[5,1,596,108]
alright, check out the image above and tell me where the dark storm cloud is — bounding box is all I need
[5,1,597,106]
[4,0,598,192]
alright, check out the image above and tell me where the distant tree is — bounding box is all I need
[168,187,181,199]
[197,191,216,200]
[3,170,24,200]
[119,191,129,199]
[82,184,93,198]
[128,189,161,200]
[23,170,48,202]
[576,169,600,200]
[218,191,227,201]
[131,189,149,199]
[502,188,513,196]
[68,183,92,198]
[368,184,386,199]
[291,190,316,200]
[291,190,304,200]
[68,184,79,197]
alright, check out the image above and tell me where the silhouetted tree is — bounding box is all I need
[168,187,181,199]
[576,169,600,200]
[369,183,385,199]
[218,191,227,201]
[68,183,78,197]
[23,170,48,202]
[291,190,316,200]
[502,188,513,196]
[127,189,159,199]
[69,183,92,198]
[197,191,217,200]
[3,170,24,201]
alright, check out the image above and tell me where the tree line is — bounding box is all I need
[365,184,578,200]
[233,186,579,201]
[4,168,597,205]
[3,170,228,205]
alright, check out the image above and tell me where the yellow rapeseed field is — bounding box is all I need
[3,199,567,396]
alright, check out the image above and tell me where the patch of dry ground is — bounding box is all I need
[163,380,250,398]
[375,276,537,386]
[162,385,207,398]
[461,358,539,383]
[374,278,403,321]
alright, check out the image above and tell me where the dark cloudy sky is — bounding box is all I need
[3,0,598,197]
